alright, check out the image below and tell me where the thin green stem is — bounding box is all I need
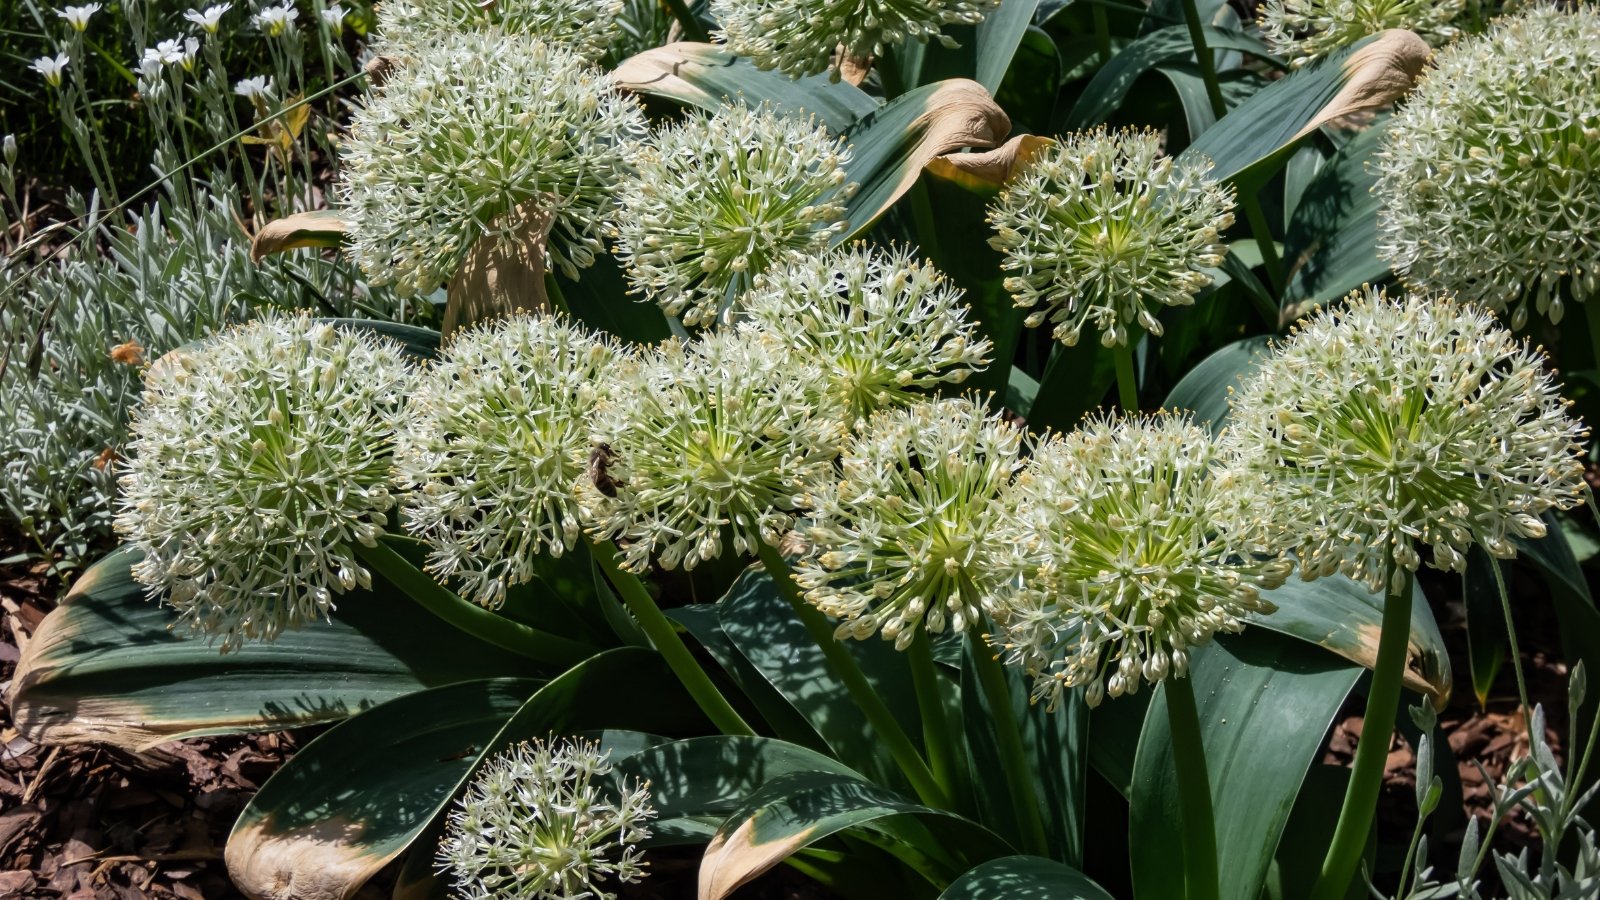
[1488,557,1533,732]
[1178,0,1227,119]
[1164,676,1221,900]
[662,0,710,42]
[592,541,756,736]
[1114,343,1139,413]
[907,631,965,811]
[968,630,1051,857]
[756,543,952,809]
[1586,297,1600,366]
[1241,193,1286,298]
[1310,563,1414,900]
[356,540,596,665]
[543,271,572,318]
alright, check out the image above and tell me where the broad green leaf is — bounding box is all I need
[250,208,347,261]
[1464,547,1507,708]
[1254,575,1453,706]
[907,0,1047,92]
[1261,765,1366,900]
[552,252,672,344]
[716,567,923,790]
[1154,65,1269,143]
[1128,630,1362,900]
[1027,337,1116,433]
[939,855,1114,899]
[1159,334,1270,428]
[612,42,879,131]
[961,631,1088,864]
[698,769,1012,899]
[227,678,537,900]
[613,735,863,844]
[239,648,705,900]
[325,318,442,361]
[1064,25,1278,129]
[1280,119,1391,316]
[10,546,539,752]
[668,605,831,752]
[1180,30,1428,186]
[839,79,1012,238]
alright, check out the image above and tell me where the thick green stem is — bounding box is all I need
[1178,0,1227,120]
[357,540,596,665]
[592,541,756,736]
[968,631,1051,857]
[543,272,572,318]
[1586,299,1600,368]
[1489,557,1533,731]
[662,0,709,42]
[1241,193,1286,298]
[1114,343,1139,413]
[1310,564,1414,900]
[1164,676,1221,900]
[756,543,952,809]
[908,631,965,810]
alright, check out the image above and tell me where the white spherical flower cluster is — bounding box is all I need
[1259,0,1465,68]
[339,31,645,295]
[578,330,845,572]
[1374,5,1600,329]
[713,0,998,79]
[612,103,855,328]
[438,737,655,900]
[738,244,992,424]
[795,397,1022,649]
[113,317,414,650]
[376,0,623,62]
[1220,287,1588,596]
[395,315,629,608]
[997,414,1288,710]
[987,128,1235,348]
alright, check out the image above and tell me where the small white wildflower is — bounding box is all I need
[1219,287,1589,596]
[318,2,345,31]
[3,135,16,168]
[376,0,622,62]
[253,1,299,36]
[31,53,69,87]
[578,329,845,572]
[713,0,998,79]
[184,2,232,33]
[339,31,645,294]
[233,74,274,99]
[796,397,1022,649]
[738,243,992,423]
[997,414,1288,710]
[439,737,655,900]
[57,3,102,32]
[1260,0,1465,67]
[1375,5,1600,328]
[987,127,1235,348]
[612,103,856,328]
[113,316,415,651]
[395,314,630,608]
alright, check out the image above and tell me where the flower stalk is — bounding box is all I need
[1310,564,1413,900]
[357,539,597,666]
[1163,675,1220,900]
[758,542,952,810]
[906,630,967,812]
[593,540,757,737]
[968,628,1051,857]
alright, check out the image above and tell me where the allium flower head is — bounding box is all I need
[738,244,992,424]
[339,31,645,295]
[713,0,998,79]
[1260,0,1464,67]
[578,330,844,572]
[997,414,1288,710]
[113,316,414,650]
[395,314,628,608]
[612,103,855,328]
[439,737,654,900]
[796,397,1021,649]
[1219,287,1588,596]
[377,0,622,62]
[987,128,1235,348]
[1374,5,1600,329]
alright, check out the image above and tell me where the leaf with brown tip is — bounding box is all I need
[250,209,348,262]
